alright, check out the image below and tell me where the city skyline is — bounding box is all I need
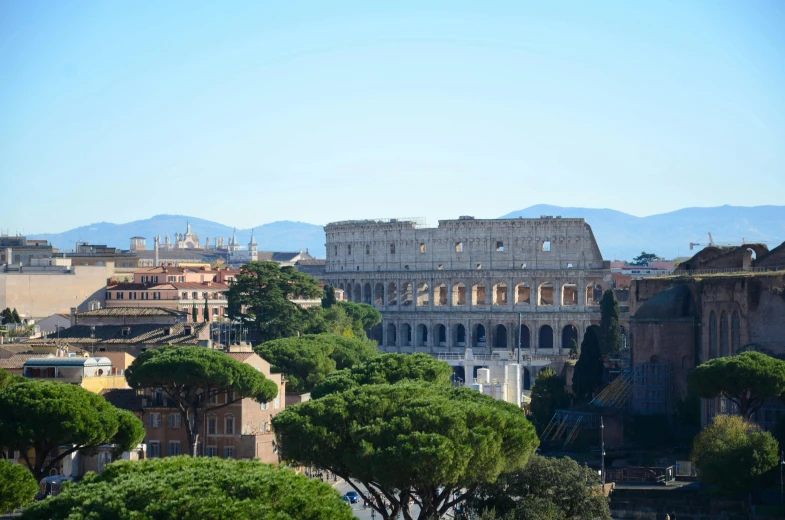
[2,1,784,232]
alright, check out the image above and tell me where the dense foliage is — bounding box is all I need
[305,301,382,339]
[126,346,278,455]
[255,333,378,393]
[529,368,570,432]
[599,289,620,354]
[1,307,21,325]
[311,352,452,398]
[688,351,785,418]
[227,261,323,342]
[468,455,611,520]
[571,326,603,399]
[0,380,145,481]
[273,382,539,520]
[691,414,779,495]
[20,457,354,520]
[0,459,37,513]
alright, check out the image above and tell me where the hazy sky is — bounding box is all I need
[1,1,784,234]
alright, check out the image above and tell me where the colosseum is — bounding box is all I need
[323,216,612,380]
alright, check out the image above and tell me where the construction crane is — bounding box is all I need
[690,233,749,250]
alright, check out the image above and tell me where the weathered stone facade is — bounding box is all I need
[323,216,612,375]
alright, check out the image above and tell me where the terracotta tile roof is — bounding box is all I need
[170,282,229,290]
[226,352,255,362]
[41,323,209,346]
[100,388,143,411]
[295,259,326,266]
[77,307,186,318]
[0,344,35,356]
[0,353,53,369]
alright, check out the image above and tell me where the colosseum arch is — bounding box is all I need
[731,311,740,354]
[493,324,508,348]
[452,283,467,306]
[708,311,717,359]
[492,282,508,305]
[473,324,487,347]
[370,323,383,344]
[454,324,466,347]
[339,283,345,291]
[363,283,372,304]
[401,283,413,306]
[400,323,412,347]
[523,367,531,390]
[561,283,578,306]
[515,283,531,304]
[720,311,729,357]
[434,283,448,306]
[520,324,531,349]
[539,325,554,348]
[354,283,362,303]
[562,325,578,350]
[416,283,430,307]
[386,323,396,346]
[538,282,554,306]
[586,284,602,305]
[387,282,397,305]
[472,283,487,305]
[346,284,353,301]
[435,324,447,347]
[374,283,384,306]
[416,323,429,347]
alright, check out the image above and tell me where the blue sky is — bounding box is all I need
[1,1,783,234]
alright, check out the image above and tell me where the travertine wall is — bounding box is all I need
[323,217,612,371]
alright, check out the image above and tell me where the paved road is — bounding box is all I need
[333,480,425,520]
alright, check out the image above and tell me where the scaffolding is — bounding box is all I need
[630,362,672,415]
[590,367,632,408]
[541,410,600,448]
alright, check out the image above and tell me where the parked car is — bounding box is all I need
[344,491,360,504]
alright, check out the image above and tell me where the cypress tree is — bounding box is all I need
[599,290,620,354]
[192,306,198,323]
[204,297,210,322]
[572,326,604,399]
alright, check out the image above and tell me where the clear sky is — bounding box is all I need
[1,0,784,234]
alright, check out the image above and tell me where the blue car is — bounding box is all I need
[344,491,360,504]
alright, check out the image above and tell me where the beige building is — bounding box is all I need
[323,216,611,382]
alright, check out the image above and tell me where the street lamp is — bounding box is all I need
[780,451,784,517]
[600,416,606,492]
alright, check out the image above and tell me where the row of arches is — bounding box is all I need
[338,281,602,307]
[708,310,741,359]
[371,322,580,350]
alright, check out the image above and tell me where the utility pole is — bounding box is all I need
[780,451,783,517]
[601,416,606,493]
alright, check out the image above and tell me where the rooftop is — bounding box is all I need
[77,307,187,318]
[24,356,112,367]
[40,322,209,345]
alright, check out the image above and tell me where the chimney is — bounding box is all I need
[154,236,160,266]
[70,307,77,327]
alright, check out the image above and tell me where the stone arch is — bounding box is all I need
[400,323,412,346]
[346,284,352,301]
[339,283,345,291]
[720,311,729,357]
[523,367,531,390]
[538,282,554,306]
[370,323,383,344]
[520,325,531,349]
[586,284,602,305]
[454,324,466,347]
[472,283,487,305]
[562,325,578,350]
[386,323,397,346]
[363,283,372,304]
[561,283,578,306]
[374,283,384,306]
[515,283,531,304]
[493,324,508,348]
[731,311,740,354]
[708,311,717,359]
[401,282,413,306]
[473,324,487,347]
[436,324,447,346]
[416,283,430,306]
[539,325,554,349]
[416,323,429,347]
[387,282,397,305]
[452,282,467,306]
[492,282,508,305]
[434,283,448,306]
[354,283,362,303]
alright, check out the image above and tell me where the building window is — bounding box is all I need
[153,292,160,300]
[179,276,185,282]
[149,413,162,428]
[167,441,182,456]
[334,246,338,256]
[192,292,198,299]
[213,307,219,316]
[476,264,482,269]
[420,243,426,253]
[106,292,111,300]
[209,393,218,405]
[207,416,217,435]
[141,276,148,283]
[168,413,182,428]
[366,245,370,255]
[261,401,268,410]
[455,242,463,253]
[203,292,208,299]
[152,276,158,283]
[542,241,551,252]
[168,276,176,282]
[182,292,188,299]
[274,395,280,410]
[223,446,235,459]
[225,416,235,435]
[390,243,395,254]
[496,241,504,252]
[206,446,218,457]
[347,245,352,255]
[438,264,443,270]
[117,292,124,300]
[148,441,161,458]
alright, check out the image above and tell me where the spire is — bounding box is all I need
[249,228,257,246]
[231,228,237,246]
[187,221,191,234]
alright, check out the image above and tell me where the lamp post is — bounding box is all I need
[600,416,606,492]
[780,451,784,517]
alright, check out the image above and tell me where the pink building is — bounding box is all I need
[105,266,241,322]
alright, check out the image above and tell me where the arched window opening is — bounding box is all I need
[474,324,486,348]
[731,311,740,354]
[386,323,397,346]
[437,325,447,347]
[562,325,578,351]
[452,283,466,306]
[493,283,508,305]
[539,325,554,349]
[416,283,430,306]
[374,283,384,306]
[456,324,466,347]
[520,325,531,349]
[401,283,413,306]
[708,311,717,359]
[416,324,428,347]
[434,284,447,306]
[387,283,397,306]
[493,324,508,348]
[720,311,729,357]
[363,283,372,305]
[562,284,578,306]
[401,323,412,347]
[538,283,554,306]
[472,284,487,305]
[354,283,362,303]
[516,284,531,304]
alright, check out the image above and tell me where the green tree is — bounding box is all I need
[126,346,278,456]
[273,382,539,520]
[0,367,20,388]
[0,380,145,482]
[688,351,785,419]
[255,334,378,394]
[691,415,779,496]
[631,252,659,266]
[571,326,603,399]
[322,285,337,308]
[228,261,322,342]
[311,353,453,399]
[11,308,21,323]
[203,297,209,322]
[191,305,198,322]
[599,290,620,354]
[337,301,382,333]
[20,457,354,520]
[1,308,12,325]
[467,455,611,520]
[529,369,570,432]
[0,459,37,514]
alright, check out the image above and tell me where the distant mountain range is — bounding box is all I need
[29,205,785,262]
